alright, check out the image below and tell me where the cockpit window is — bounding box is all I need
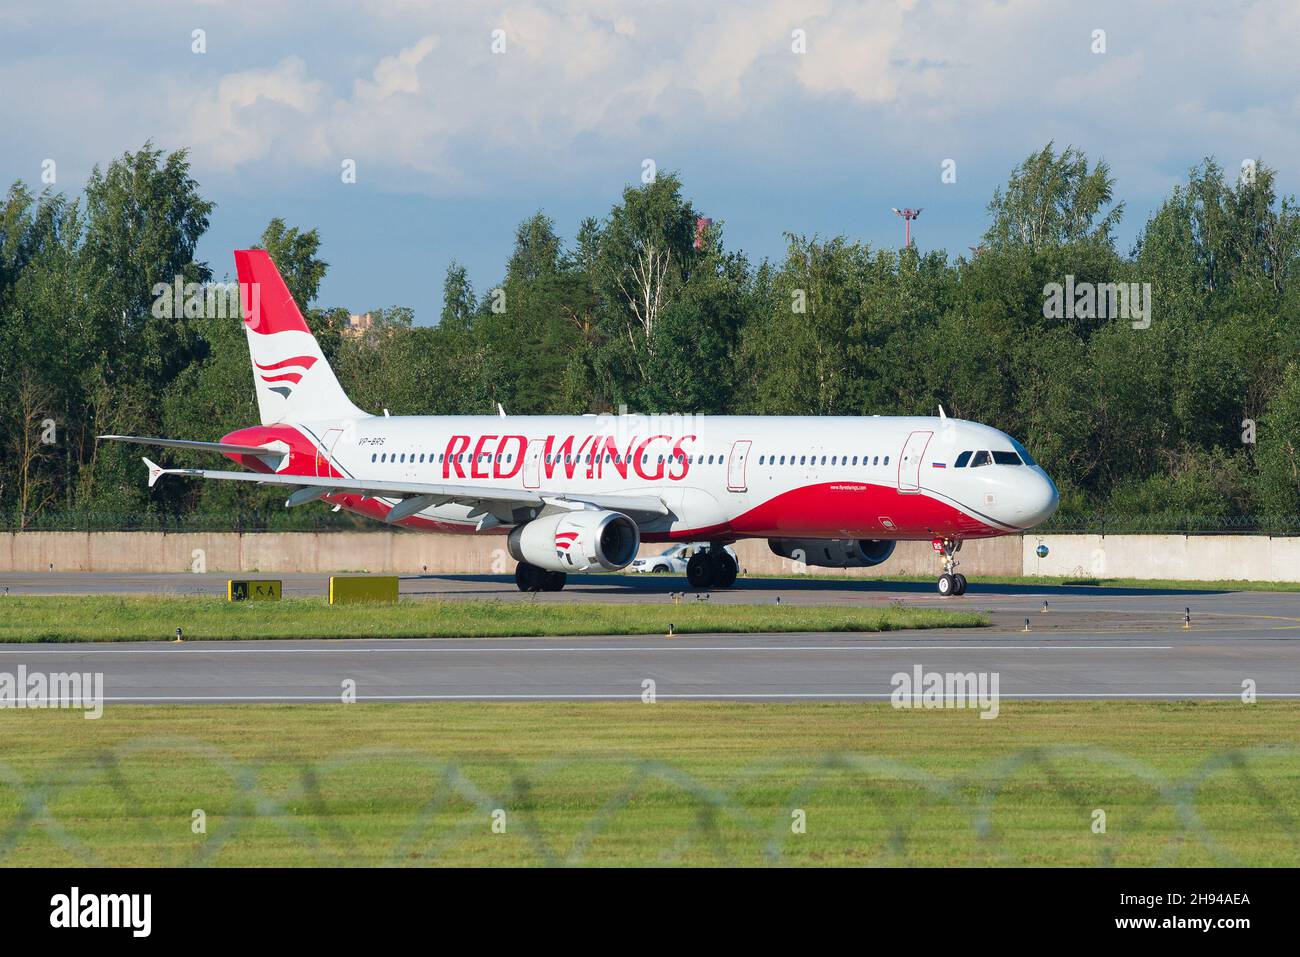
[954,451,972,468]
[1010,438,1037,467]
[970,450,991,467]
[992,451,1022,465]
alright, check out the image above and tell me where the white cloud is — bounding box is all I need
[175,56,324,169]
[355,34,439,101]
[5,0,1300,200]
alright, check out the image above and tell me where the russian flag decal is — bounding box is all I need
[932,462,947,468]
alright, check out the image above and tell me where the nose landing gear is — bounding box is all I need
[934,537,967,596]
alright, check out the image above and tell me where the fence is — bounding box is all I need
[0,737,1294,866]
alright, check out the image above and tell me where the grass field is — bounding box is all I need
[0,702,1296,866]
[0,596,986,642]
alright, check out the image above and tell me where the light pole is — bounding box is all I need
[892,207,922,248]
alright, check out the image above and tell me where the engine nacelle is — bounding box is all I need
[768,538,896,568]
[508,509,641,573]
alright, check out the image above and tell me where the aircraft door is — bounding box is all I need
[897,430,932,493]
[726,440,752,492]
[316,428,344,477]
[523,438,544,489]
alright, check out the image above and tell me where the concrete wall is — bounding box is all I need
[0,531,511,575]
[0,530,1051,579]
[1024,534,1300,582]
[2,530,1295,580]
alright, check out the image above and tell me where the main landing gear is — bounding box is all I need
[685,545,738,590]
[934,537,968,596]
[515,561,566,592]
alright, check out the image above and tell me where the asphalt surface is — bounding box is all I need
[2,572,1298,702]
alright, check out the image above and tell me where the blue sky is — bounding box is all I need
[2,0,1296,323]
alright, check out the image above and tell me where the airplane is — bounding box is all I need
[102,250,1059,596]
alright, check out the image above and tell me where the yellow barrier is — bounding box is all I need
[329,576,399,604]
[227,579,282,601]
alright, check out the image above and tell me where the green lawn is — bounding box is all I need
[0,596,985,642]
[0,702,1295,866]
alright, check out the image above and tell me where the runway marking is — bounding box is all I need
[0,644,1176,654]
[85,692,1300,702]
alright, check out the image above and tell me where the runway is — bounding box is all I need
[3,572,1300,702]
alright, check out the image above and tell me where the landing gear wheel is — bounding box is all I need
[716,551,738,588]
[515,562,544,592]
[542,571,567,592]
[686,552,713,590]
[934,537,966,596]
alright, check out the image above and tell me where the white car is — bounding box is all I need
[628,543,737,574]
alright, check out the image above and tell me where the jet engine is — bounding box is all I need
[508,509,641,573]
[768,538,896,568]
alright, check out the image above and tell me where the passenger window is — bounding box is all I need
[873,456,879,465]
[371,453,377,463]
[852,456,858,465]
[800,456,806,465]
[955,451,972,468]
[884,456,889,465]
[831,456,837,465]
[971,451,991,467]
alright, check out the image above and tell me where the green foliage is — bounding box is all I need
[3,142,1300,532]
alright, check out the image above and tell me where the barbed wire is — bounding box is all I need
[0,736,1295,866]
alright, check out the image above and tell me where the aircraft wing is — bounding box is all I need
[140,458,669,525]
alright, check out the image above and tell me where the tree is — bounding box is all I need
[984,143,1123,252]
[256,218,327,313]
[440,262,475,330]
[593,173,699,389]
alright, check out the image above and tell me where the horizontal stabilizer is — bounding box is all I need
[101,434,276,457]
[143,457,164,489]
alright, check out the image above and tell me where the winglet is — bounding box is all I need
[497,402,507,418]
[143,457,165,489]
[938,404,947,421]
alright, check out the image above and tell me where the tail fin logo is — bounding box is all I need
[254,355,319,399]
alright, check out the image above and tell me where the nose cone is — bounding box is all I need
[1018,469,1059,529]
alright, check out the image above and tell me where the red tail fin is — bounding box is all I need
[233,249,365,425]
[234,248,313,336]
